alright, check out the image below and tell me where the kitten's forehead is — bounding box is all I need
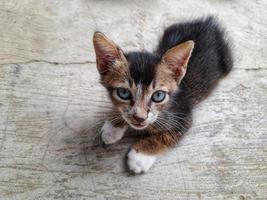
[125,52,160,87]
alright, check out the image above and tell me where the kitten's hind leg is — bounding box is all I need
[101,121,127,144]
[127,132,181,174]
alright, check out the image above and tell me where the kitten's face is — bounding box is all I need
[93,32,194,130]
[106,62,178,130]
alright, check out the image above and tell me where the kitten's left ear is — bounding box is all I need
[93,32,126,75]
[161,40,194,82]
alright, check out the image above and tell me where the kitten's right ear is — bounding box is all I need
[93,32,125,75]
[161,40,194,83]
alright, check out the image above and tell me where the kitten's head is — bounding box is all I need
[93,32,194,130]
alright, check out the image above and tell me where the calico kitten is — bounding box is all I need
[93,16,233,174]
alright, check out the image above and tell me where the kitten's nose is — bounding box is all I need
[133,114,147,123]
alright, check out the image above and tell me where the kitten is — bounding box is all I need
[93,16,233,174]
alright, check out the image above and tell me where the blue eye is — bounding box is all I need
[151,90,166,102]
[116,88,131,100]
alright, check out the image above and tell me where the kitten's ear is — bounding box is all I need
[161,40,194,82]
[93,32,126,75]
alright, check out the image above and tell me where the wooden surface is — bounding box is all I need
[0,0,266,199]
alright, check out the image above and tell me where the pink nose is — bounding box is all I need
[133,114,147,123]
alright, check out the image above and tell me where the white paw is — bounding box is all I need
[101,121,127,144]
[127,149,156,174]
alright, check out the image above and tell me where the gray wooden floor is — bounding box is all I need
[0,1,266,199]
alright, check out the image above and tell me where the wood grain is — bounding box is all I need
[0,0,266,200]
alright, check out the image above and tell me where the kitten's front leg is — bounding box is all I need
[101,121,127,144]
[127,132,181,174]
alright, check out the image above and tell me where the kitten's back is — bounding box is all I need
[156,16,233,105]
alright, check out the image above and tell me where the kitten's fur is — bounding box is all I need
[93,16,233,174]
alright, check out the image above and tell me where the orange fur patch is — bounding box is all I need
[132,132,181,155]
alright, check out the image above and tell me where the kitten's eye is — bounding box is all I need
[116,88,131,100]
[151,90,166,103]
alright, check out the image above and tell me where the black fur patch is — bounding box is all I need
[125,51,160,86]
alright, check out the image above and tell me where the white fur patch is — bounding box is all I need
[101,121,127,144]
[127,149,156,173]
[147,111,158,123]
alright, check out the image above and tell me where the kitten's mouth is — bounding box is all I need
[129,122,148,130]
[121,115,149,130]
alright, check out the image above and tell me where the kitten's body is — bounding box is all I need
[93,16,233,174]
[157,16,232,105]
